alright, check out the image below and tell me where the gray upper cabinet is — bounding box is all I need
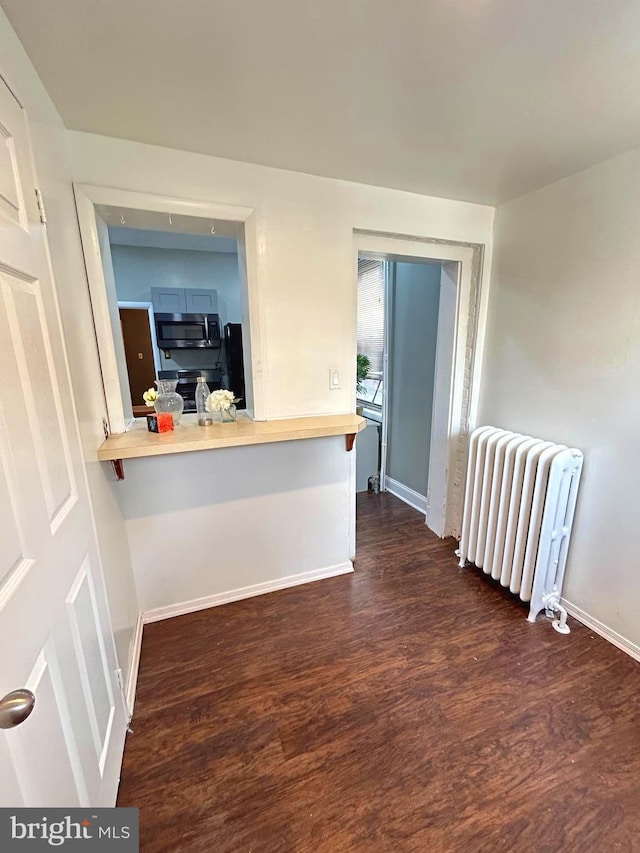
[151,286,218,314]
[185,288,218,314]
[151,287,187,313]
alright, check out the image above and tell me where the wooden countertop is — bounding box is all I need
[98,412,367,462]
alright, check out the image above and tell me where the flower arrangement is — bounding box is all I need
[142,387,158,407]
[206,389,239,413]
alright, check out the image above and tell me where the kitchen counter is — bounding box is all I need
[98,412,366,466]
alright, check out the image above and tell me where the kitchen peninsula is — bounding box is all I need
[98,412,366,465]
[104,412,365,620]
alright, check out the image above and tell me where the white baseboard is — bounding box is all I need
[562,599,640,664]
[125,613,144,716]
[385,477,427,515]
[142,562,354,624]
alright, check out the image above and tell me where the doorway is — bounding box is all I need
[356,258,445,511]
[353,230,485,542]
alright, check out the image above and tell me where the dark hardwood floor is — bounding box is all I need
[118,492,640,852]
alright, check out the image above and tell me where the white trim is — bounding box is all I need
[380,261,392,491]
[74,195,130,433]
[142,562,355,624]
[125,613,144,716]
[562,600,640,664]
[74,184,256,223]
[385,476,427,515]
[117,301,162,377]
[354,231,485,539]
[73,184,266,432]
[236,212,265,421]
[427,261,459,537]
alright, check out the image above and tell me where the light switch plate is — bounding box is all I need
[329,367,341,389]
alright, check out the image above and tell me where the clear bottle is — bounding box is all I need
[195,376,213,426]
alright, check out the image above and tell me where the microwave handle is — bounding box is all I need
[205,315,216,342]
[205,316,218,341]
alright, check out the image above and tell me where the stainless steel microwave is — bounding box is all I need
[155,313,221,351]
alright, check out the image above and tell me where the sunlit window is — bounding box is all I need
[357,259,385,409]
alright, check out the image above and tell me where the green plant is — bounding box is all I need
[356,353,371,394]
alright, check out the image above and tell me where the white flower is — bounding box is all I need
[143,387,158,406]
[206,389,238,412]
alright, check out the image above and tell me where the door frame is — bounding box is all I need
[354,229,486,539]
[379,261,393,493]
[74,184,266,432]
[117,301,162,377]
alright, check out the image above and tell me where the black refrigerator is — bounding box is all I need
[224,323,246,410]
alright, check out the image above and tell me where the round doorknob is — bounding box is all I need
[0,689,35,729]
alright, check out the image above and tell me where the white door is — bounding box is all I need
[0,78,127,805]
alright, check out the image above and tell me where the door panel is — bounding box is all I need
[150,285,186,313]
[185,287,217,313]
[66,559,116,771]
[3,271,75,523]
[0,738,22,805]
[6,645,84,807]
[0,76,127,805]
[0,108,30,231]
[0,450,23,583]
[0,125,24,226]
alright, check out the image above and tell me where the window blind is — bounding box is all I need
[357,259,385,378]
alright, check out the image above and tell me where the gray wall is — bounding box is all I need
[110,243,241,372]
[356,420,380,492]
[387,261,441,496]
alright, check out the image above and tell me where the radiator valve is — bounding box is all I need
[542,592,571,635]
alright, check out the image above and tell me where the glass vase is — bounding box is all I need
[154,379,184,425]
[215,404,237,423]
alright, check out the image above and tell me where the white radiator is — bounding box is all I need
[457,426,583,632]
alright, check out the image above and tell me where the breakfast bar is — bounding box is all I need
[98,412,366,477]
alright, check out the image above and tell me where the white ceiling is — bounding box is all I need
[5,0,640,205]
[96,205,242,247]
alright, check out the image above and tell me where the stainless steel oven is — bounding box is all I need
[155,313,221,353]
[158,369,223,412]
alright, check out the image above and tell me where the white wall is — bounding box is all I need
[387,261,441,497]
[480,146,640,652]
[116,436,352,614]
[68,131,495,419]
[0,10,139,682]
[66,131,494,614]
